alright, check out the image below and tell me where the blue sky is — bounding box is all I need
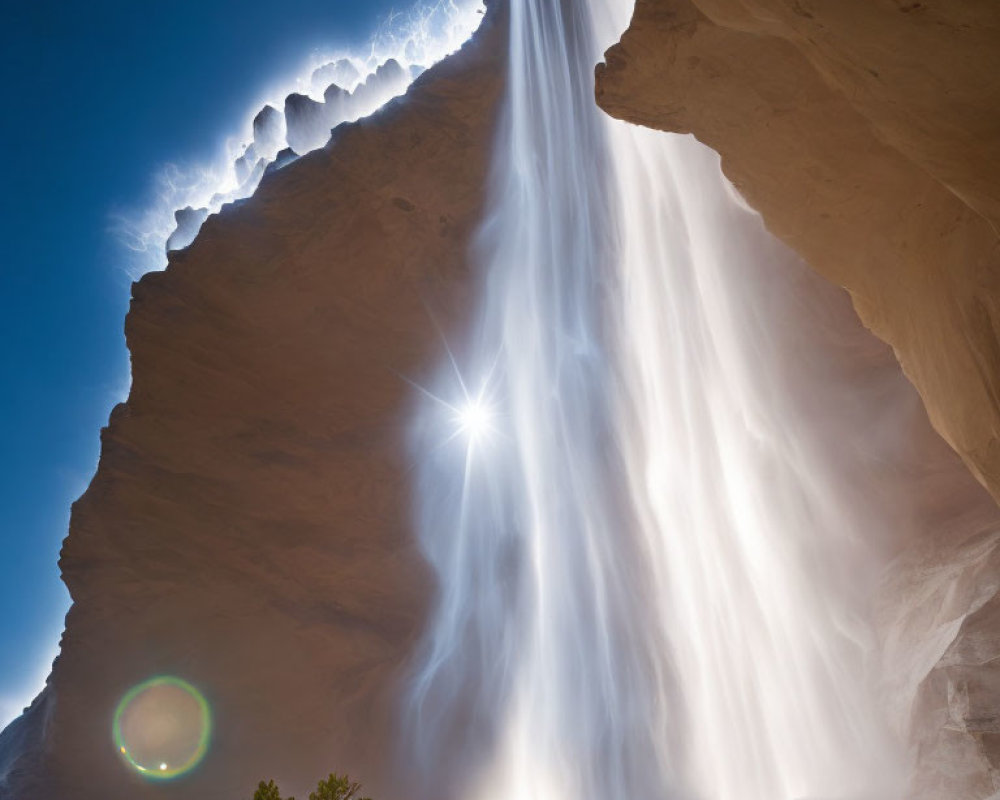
[0,0,412,726]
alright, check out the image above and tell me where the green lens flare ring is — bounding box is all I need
[112,675,212,780]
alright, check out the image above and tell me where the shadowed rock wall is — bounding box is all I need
[0,5,505,798]
[3,1,999,798]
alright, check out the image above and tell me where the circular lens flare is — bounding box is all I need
[113,676,211,780]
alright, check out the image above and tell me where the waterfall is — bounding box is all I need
[406,1,908,798]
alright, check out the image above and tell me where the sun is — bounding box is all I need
[455,397,494,442]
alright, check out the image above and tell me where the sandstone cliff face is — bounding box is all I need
[0,7,505,799]
[596,0,1000,503]
[596,3,1000,795]
[4,1,999,798]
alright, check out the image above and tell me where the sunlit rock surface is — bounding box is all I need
[165,206,209,253]
[0,4,504,798]
[596,0,1000,503]
[168,54,449,254]
[596,2,1000,795]
[114,3,486,274]
[3,0,999,798]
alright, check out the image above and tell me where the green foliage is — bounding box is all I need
[254,779,294,800]
[309,773,371,800]
[250,772,371,800]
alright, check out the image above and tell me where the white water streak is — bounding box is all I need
[407,1,907,798]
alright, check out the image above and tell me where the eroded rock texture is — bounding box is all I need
[0,5,504,799]
[3,1,998,798]
[596,2,1000,795]
[596,0,1000,501]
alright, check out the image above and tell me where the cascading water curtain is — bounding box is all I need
[406,1,908,798]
